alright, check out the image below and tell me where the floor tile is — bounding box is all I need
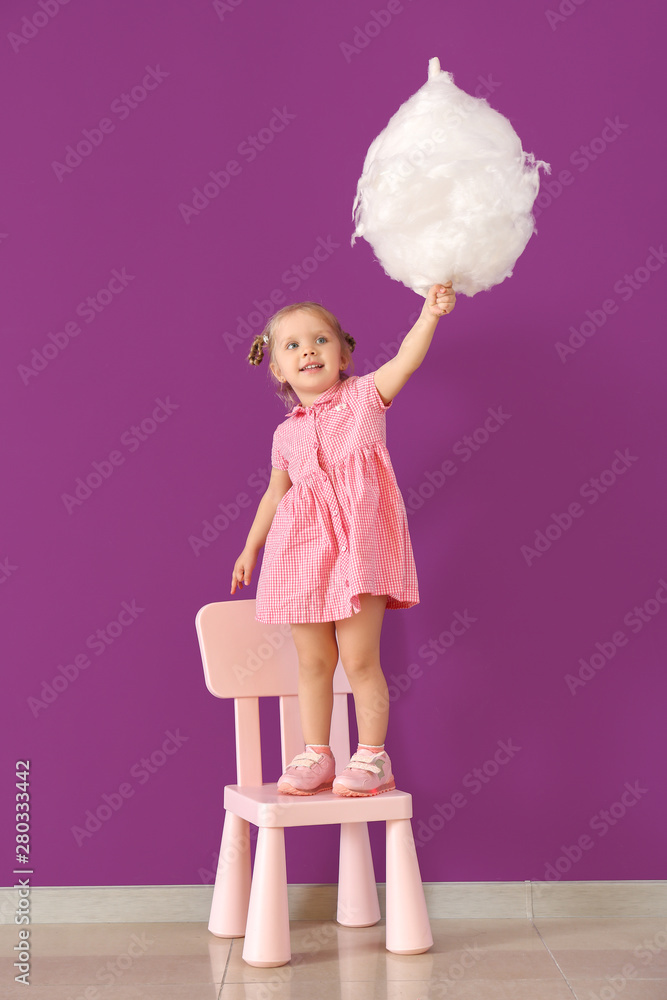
[534,916,667,951]
[544,948,667,979]
[431,917,551,951]
[534,917,667,980]
[0,922,230,988]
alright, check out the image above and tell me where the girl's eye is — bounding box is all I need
[286,337,327,349]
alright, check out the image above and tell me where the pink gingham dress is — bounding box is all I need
[254,371,419,624]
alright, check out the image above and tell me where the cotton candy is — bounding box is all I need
[351,57,551,297]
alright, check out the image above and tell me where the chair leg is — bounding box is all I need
[337,821,381,927]
[242,826,291,967]
[385,818,433,955]
[208,811,251,938]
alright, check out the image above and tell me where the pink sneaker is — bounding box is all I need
[277,748,335,795]
[332,749,396,797]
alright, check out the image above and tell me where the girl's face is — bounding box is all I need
[270,310,348,403]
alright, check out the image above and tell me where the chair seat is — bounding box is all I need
[224,783,413,828]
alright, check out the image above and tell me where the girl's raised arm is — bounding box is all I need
[374,283,455,405]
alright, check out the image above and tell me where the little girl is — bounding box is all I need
[231,283,455,796]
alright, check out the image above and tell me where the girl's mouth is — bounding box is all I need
[300,364,323,372]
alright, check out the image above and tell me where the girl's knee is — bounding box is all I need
[290,622,338,673]
[341,656,382,680]
[298,652,338,676]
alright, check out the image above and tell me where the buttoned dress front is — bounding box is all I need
[254,370,419,624]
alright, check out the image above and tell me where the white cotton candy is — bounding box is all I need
[351,57,551,297]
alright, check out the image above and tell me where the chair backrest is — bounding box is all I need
[195,599,353,785]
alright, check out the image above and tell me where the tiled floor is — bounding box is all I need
[2,916,667,998]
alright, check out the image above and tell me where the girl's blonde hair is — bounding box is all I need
[248,301,356,407]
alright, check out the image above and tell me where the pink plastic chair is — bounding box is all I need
[195,599,433,968]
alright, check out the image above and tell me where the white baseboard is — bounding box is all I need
[1,881,666,924]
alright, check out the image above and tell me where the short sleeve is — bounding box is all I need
[354,371,393,412]
[271,428,289,470]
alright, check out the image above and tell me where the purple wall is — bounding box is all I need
[2,0,665,890]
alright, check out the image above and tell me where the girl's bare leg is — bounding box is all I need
[335,594,389,747]
[289,619,339,745]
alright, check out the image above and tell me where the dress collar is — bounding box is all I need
[284,378,344,418]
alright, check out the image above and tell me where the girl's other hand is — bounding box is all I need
[424,282,456,319]
[231,547,258,595]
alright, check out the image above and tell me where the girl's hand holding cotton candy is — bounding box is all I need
[423,282,456,319]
